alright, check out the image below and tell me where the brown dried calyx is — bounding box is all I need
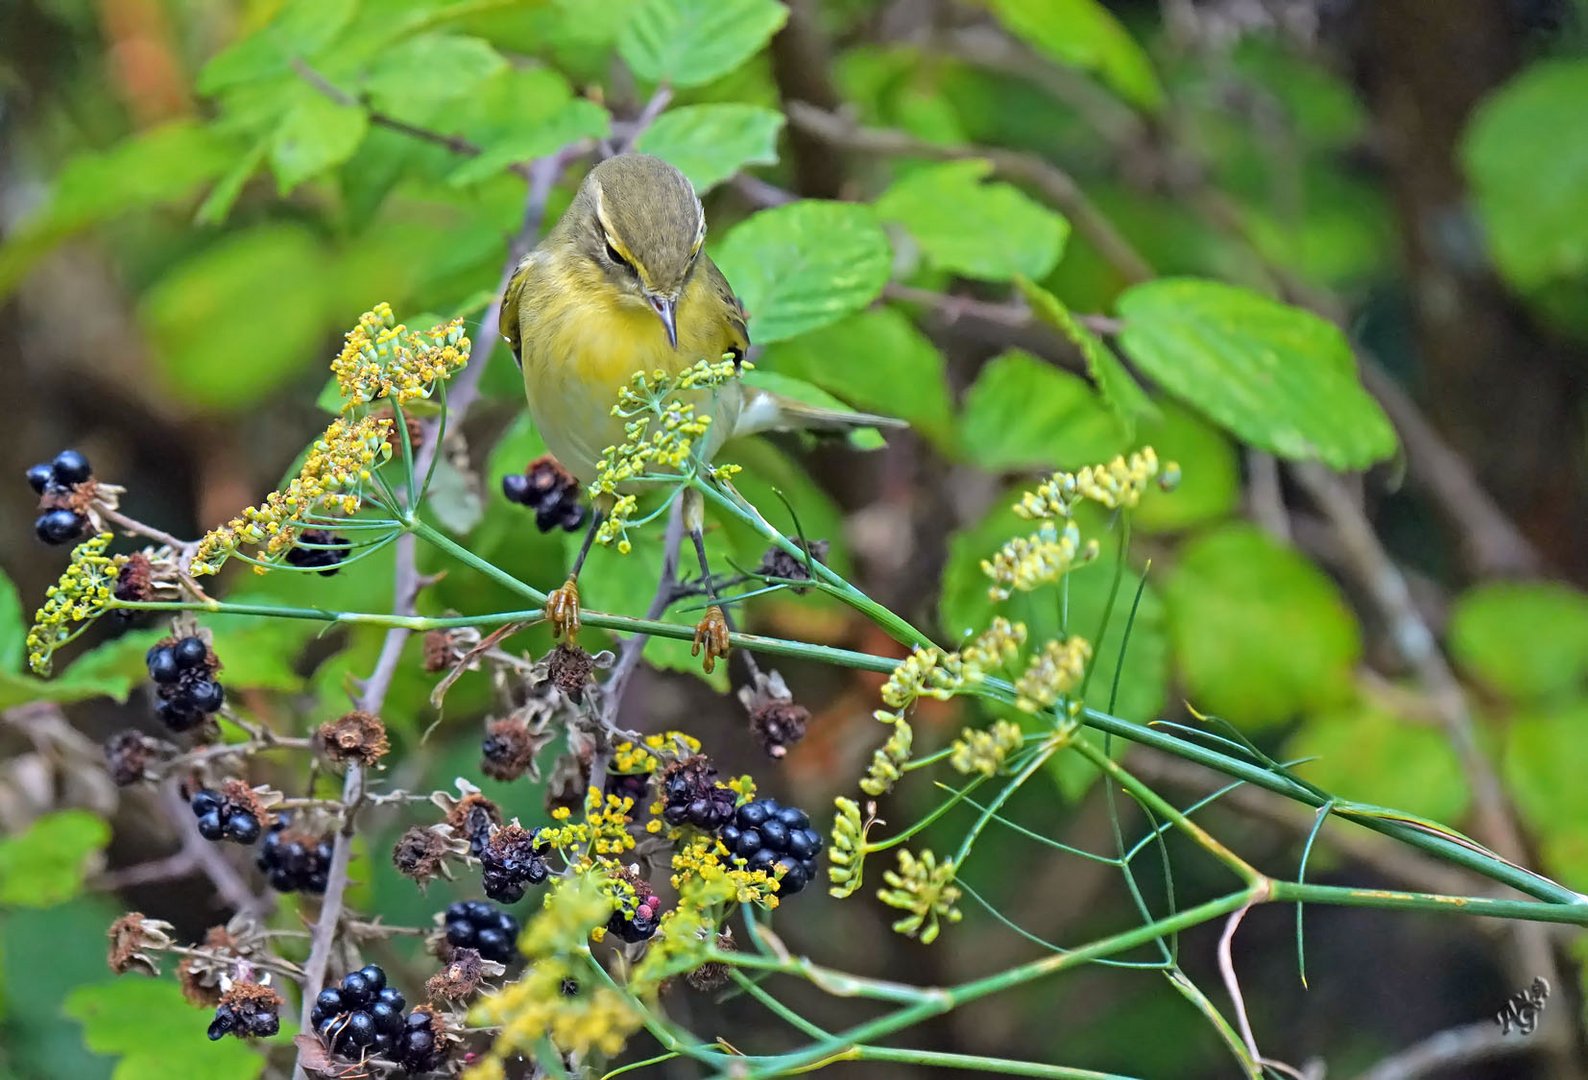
[685,930,736,992]
[426,947,498,1000]
[315,710,390,768]
[178,925,245,1005]
[546,641,595,701]
[480,719,536,782]
[445,791,503,856]
[738,670,809,759]
[108,912,174,975]
[422,629,456,673]
[756,538,829,591]
[393,825,454,887]
[104,729,154,785]
[114,552,154,603]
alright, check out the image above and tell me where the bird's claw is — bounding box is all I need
[692,605,730,674]
[546,577,581,640]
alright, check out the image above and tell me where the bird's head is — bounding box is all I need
[569,154,705,348]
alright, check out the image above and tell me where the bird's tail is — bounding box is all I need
[732,388,907,439]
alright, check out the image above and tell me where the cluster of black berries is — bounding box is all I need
[190,788,263,844]
[604,770,650,807]
[719,798,823,895]
[660,756,737,830]
[607,883,663,944]
[146,636,224,732]
[479,826,551,903]
[312,966,444,1070]
[26,449,92,545]
[208,991,280,1041]
[443,900,521,965]
[501,455,586,532]
[257,817,333,893]
[284,529,350,575]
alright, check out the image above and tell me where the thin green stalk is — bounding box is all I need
[728,970,833,1040]
[1269,881,1588,925]
[408,516,548,604]
[788,1045,1140,1079]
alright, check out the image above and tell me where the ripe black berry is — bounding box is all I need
[174,636,209,668]
[185,679,225,713]
[398,1009,447,1072]
[479,825,550,903]
[147,646,181,684]
[258,817,333,893]
[190,788,265,845]
[35,508,86,546]
[284,529,350,576]
[147,636,225,731]
[52,449,92,486]
[500,473,532,504]
[313,967,412,1062]
[607,883,663,944]
[207,982,281,1041]
[720,798,823,895]
[25,463,53,494]
[502,455,586,533]
[660,756,737,830]
[604,770,650,806]
[444,900,521,965]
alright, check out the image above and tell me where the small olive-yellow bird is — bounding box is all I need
[500,153,897,648]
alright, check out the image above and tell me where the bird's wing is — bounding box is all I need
[499,255,534,368]
[733,392,908,438]
[702,255,750,363]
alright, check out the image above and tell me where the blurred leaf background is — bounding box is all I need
[2,0,1588,1077]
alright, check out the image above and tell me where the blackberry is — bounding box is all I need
[479,825,550,903]
[398,1008,448,1072]
[607,882,663,944]
[25,463,53,494]
[312,966,411,1061]
[35,508,86,546]
[502,455,586,533]
[190,787,265,845]
[480,720,534,782]
[660,756,737,830]
[443,900,521,965]
[51,449,93,486]
[719,798,823,896]
[207,981,282,1041]
[257,817,333,893]
[603,770,650,806]
[284,529,350,576]
[146,636,225,731]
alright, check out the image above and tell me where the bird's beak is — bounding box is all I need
[648,294,679,350]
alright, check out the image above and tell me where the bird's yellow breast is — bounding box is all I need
[515,254,741,484]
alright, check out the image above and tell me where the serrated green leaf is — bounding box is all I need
[619,0,787,89]
[1450,582,1588,702]
[139,224,333,412]
[1462,60,1588,293]
[66,978,268,1080]
[1163,523,1360,729]
[877,160,1069,282]
[759,307,954,449]
[195,138,269,226]
[958,349,1129,470]
[269,92,369,192]
[739,370,885,450]
[1016,277,1157,436]
[1287,702,1469,823]
[714,201,892,345]
[362,33,508,116]
[1132,401,1239,533]
[0,811,110,908]
[1116,278,1396,469]
[980,0,1163,112]
[448,98,610,186]
[199,0,358,93]
[634,104,783,192]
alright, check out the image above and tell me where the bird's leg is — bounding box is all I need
[546,504,605,640]
[684,489,732,675]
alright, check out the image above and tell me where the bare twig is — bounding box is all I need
[600,499,688,727]
[1356,1020,1539,1080]
[1217,898,1263,1069]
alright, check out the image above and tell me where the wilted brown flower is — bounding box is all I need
[108,912,173,975]
[315,710,390,768]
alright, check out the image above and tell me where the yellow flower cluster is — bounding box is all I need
[982,521,1099,601]
[860,719,914,797]
[25,533,116,675]
[330,303,470,409]
[827,796,868,899]
[1014,447,1171,519]
[949,719,1026,777]
[1014,637,1093,713]
[630,873,742,992]
[191,415,393,576]
[878,849,962,944]
[611,731,701,775]
[540,787,638,864]
[880,619,1028,712]
[470,876,640,1060]
[668,832,780,908]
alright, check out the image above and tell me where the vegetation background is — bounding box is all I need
[3,0,1588,1077]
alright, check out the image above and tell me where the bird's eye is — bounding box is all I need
[604,238,633,272]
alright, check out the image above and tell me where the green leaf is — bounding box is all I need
[1016,277,1157,437]
[1287,702,1469,823]
[980,0,1163,112]
[714,201,892,345]
[0,811,110,908]
[448,98,610,186]
[1505,702,1588,889]
[195,138,269,226]
[633,104,783,192]
[1116,278,1396,469]
[1449,582,1588,702]
[759,307,954,449]
[4,896,123,1080]
[958,349,1129,471]
[739,370,885,450]
[1462,60,1588,292]
[198,0,358,93]
[66,978,268,1080]
[0,565,23,672]
[1132,401,1239,533]
[1163,523,1360,729]
[138,224,333,412]
[876,160,1069,282]
[580,536,728,690]
[0,122,234,302]
[269,92,369,192]
[618,0,788,89]
[362,33,508,116]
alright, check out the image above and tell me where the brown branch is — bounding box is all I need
[785,101,1154,284]
[1355,1021,1539,1080]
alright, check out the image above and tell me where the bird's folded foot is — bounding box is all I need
[546,577,582,640]
[692,604,730,674]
